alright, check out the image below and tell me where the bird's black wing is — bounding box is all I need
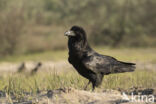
[82,52,135,74]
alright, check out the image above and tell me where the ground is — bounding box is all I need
[0,48,156,104]
[0,87,155,104]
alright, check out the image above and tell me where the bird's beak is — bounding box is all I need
[64,30,76,36]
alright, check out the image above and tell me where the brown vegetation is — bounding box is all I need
[0,0,156,56]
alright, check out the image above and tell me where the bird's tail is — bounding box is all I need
[111,61,136,73]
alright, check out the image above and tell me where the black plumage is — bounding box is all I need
[64,26,136,91]
[17,62,26,73]
[30,62,42,75]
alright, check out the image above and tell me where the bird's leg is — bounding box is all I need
[92,84,95,92]
[84,81,90,90]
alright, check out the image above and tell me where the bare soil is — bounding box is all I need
[1,88,155,104]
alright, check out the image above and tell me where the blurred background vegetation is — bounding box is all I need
[0,0,155,57]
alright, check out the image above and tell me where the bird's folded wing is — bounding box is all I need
[82,54,135,74]
[82,55,117,73]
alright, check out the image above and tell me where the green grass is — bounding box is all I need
[0,48,156,102]
[0,50,67,62]
[96,47,156,63]
[0,69,155,96]
[0,47,156,63]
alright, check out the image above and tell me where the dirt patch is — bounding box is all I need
[0,61,72,74]
[1,88,154,104]
[0,61,155,74]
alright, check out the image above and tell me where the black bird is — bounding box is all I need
[17,62,26,73]
[64,26,136,91]
[30,62,42,75]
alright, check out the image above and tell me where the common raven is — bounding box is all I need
[64,26,135,91]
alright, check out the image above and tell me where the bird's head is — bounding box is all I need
[64,26,87,41]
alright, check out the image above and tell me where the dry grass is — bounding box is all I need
[0,48,156,102]
[0,69,155,101]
